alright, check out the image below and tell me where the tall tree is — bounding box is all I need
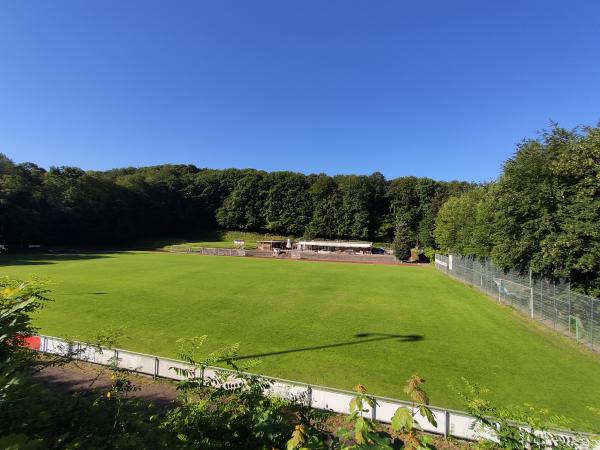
[434,124,600,296]
[264,172,312,236]
[216,172,267,231]
[336,175,372,239]
[304,175,344,239]
[392,221,412,261]
[541,126,600,294]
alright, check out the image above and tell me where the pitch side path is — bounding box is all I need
[2,251,599,428]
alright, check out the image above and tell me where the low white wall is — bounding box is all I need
[36,335,598,448]
[169,247,246,257]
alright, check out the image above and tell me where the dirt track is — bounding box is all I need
[32,360,179,405]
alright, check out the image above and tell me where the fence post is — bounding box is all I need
[568,291,572,336]
[371,398,377,420]
[540,282,543,321]
[591,299,595,350]
[306,386,313,408]
[445,410,451,437]
[498,279,502,303]
[529,269,534,319]
[154,357,159,379]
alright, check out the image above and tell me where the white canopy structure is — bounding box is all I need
[297,240,372,253]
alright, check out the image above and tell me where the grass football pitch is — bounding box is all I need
[2,251,599,427]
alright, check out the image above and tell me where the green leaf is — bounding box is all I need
[391,407,413,432]
[419,405,438,427]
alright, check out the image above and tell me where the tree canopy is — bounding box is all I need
[434,124,600,296]
[0,156,471,247]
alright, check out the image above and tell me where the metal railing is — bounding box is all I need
[435,254,600,351]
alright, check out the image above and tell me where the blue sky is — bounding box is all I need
[1,1,599,182]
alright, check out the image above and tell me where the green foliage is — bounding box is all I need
[0,277,49,402]
[0,280,171,449]
[265,172,312,235]
[216,172,268,231]
[164,335,297,449]
[422,247,437,263]
[390,375,437,450]
[433,123,600,296]
[1,365,170,449]
[0,151,471,250]
[333,379,438,450]
[434,187,493,257]
[336,384,396,449]
[92,328,143,442]
[458,379,588,450]
[540,126,600,295]
[392,222,412,261]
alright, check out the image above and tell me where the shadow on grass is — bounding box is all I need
[128,230,228,250]
[62,292,109,296]
[0,252,123,266]
[227,332,424,361]
[127,229,288,250]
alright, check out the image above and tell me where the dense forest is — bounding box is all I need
[0,155,471,247]
[435,124,600,296]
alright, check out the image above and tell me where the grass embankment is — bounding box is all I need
[1,251,599,428]
[133,230,290,251]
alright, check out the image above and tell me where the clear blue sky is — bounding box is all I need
[1,1,599,182]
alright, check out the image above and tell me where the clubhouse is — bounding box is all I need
[257,239,373,254]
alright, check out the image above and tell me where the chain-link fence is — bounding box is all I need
[435,253,600,351]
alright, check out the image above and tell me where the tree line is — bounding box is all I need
[434,123,600,296]
[0,154,471,247]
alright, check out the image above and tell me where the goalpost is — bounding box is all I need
[569,315,584,342]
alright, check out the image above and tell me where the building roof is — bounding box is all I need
[298,240,372,248]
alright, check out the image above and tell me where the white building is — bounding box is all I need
[297,240,372,254]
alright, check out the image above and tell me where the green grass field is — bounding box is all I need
[2,251,599,427]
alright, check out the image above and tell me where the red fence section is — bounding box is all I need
[21,335,41,350]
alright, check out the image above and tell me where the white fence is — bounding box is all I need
[34,334,599,448]
[169,247,246,257]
